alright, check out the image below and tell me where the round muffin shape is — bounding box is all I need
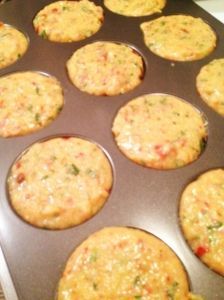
[140,15,216,61]
[112,94,207,169]
[104,0,166,17]
[197,58,224,116]
[57,227,190,300]
[7,137,113,229]
[0,22,28,69]
[33,0,104,43]
[0,71,64,138]
[66,41,144,96]
[180,169,224,276]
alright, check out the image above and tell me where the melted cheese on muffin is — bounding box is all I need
[67,41,144,96]
[140,15,216,61]
[104,0,166,17]
[197,58,224,116]
[0,71,63,137]
[112,94,207,169]
[33,0,103,42]
[57,227,191,300]
[180,169,224,276]
[0,22,28,69]
[8,137,113,229]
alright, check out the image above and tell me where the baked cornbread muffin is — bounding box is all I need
[57,227,203,300]
[104,0,166,17]
[197,58,224,116]
[33,0,103,42]
[112,94,207,169]
[180,169,224,276]
[8,137,113,229]
[0,71,63,138]
[140,15,216,61]
[0,22,28,69]
[66,41,144,96]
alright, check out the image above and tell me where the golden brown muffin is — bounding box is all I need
[58,227,191,299]
[104,0,166,17]
[140,15,216,61]
[0,71,63,137]
[33,0,103,42]
[112,94,207,169]
[8,137,113,229]
[197,58,224,116]
[180,169,224,276]
[0,22,28,69]
[67,41,144,96]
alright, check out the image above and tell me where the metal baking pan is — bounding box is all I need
[0,1,224,299]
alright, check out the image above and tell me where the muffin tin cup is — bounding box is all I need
[0,1,224,299]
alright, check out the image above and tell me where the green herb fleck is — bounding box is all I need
[207,221,223,231]
[57,105,63,113]
[134,275,141,286]
[35,86,40,95]
[199,138,207,152]
[160,97,168,104]
[208,235,217,245]
[93,282,98,290]
[40,30,48,39]
[148,42,154,47]
[134,296,142,300]
[180,130,186,136]
[51,155,57,161]
[144,99,153,106]
[86,168,97,178]
[35,113,41,123]
[81,6,92,13]
[89,251,97,262]
[167,281,179,300]
[173,111,180,116]
[62,5,69,10]
[41,175,49,180]
[69,164,80,176]
[28,104,33,112]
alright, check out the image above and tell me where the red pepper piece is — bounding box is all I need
[15,161,21,169]
[195,245,208,257]
[16,173,25,184]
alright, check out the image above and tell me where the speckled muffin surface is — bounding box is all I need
[0,71,63,138]
[0,22,28,69]
[104,0,166,17]
[140,15,216,61]
[66,41,144,96]
[57,227,191,300]
[7,137,113,229]
[180,169,224,276]
[112,94,207,169]
[33,0,104,42]
[197,58,224,116]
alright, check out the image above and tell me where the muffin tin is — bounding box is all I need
[0,0,224,299]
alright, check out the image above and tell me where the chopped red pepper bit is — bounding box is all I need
[195,245,208,257]
[15,161,21,169]
[16,173,25,184]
